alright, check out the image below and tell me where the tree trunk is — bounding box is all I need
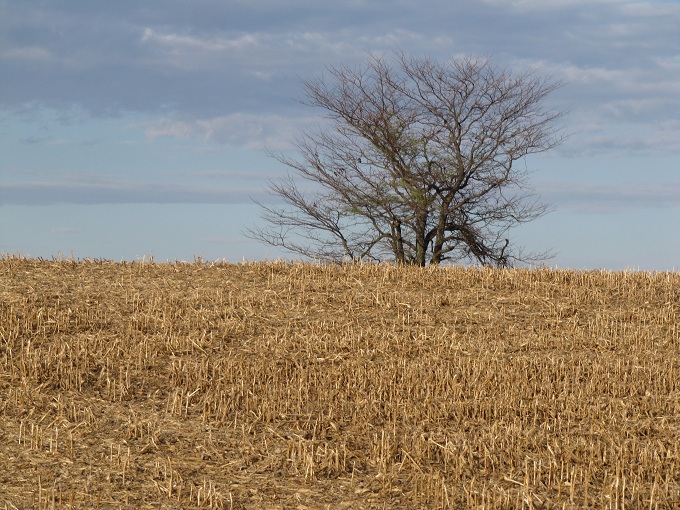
[391,220,406,265]
[414,210,428,267]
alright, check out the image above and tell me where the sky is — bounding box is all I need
[1,0,679,270]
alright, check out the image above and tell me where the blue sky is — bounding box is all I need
[1,0,679,269]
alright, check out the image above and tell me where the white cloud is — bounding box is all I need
[143,113,317,150]
[480,0,617,9]
[601,98,672,118]
[557,64,627,85]
[656,55,680,70]
[0,180,268,205]
[558,115,680,157]
[2,46,52,60]
[137,25,458,76]
[141,28,259,53]
[536,180,680,213]
[621,2,680,17]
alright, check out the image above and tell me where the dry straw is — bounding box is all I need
[0,255,678,508]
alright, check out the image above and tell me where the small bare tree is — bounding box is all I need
[249,54,564,266]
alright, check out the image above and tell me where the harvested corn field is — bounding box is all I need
[0,257,678,509]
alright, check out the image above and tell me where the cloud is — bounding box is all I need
[138,26,401,74]
[142,113,318,150]
[21,136,74,146]
[141,28,259,52]
[0,181,270,206]
[2,1,680,159]
[51,226,80,235]
[527,51,680,156]
[480,0,615,9]
[537,180,680,213]
[139,28,263,71]
[557,64,627,85]
[1,46,52,61]
[656,55,680,70]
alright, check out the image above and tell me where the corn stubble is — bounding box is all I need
[0,256,678,509]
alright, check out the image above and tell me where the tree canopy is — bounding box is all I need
[250,54,565,266]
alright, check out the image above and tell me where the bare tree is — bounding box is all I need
[249,54,565,266]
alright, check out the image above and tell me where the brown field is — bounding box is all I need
[0,257,678,509]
